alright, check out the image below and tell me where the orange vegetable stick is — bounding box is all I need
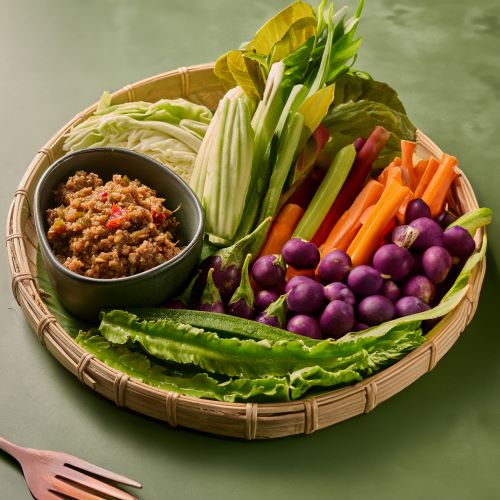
[377,163,394,184]
[359,204,375,225]
[347,180,411,266]
[396,192,415,225]
[258,204,304,257]
[415,159,428,182]
[422,155,458,217]
[413,156,440,198]
[319,180,385,258]
[385,166,402,186]
[286,266,315,281]
[400,140,417,189]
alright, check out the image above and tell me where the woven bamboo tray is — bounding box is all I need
[6,64,486,439]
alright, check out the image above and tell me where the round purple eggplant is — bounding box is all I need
[287,280,325,315]
[252,254,287,288]
[381,280,401,303]
[391,224,420,249]
[284,275,316,293]
[255,289,281,311]
[317,250,352,284]
[281,238,320,269]
[435,210,458,229]
[227,254,255,319]
[357,295,395,326]
[347,265,383,296]
[372,243,413,281]
[402,275,436,305]
[409,217,444,249]
[323,282,356,305]
[255,294,287,328]
[395,296,431,317]
[286,315,323,339]
[422,246,452,284]
[319,300,355,339]
[405,198,431,223]
[442,226,476,260]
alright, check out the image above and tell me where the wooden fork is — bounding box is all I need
[0,436,141,499]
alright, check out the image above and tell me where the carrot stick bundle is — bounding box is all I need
[422,154,458,217]
[414,156,440,198]
[319,179,384,257]
[347,180,411,266]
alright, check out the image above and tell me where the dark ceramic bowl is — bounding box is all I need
[34,148,204,322]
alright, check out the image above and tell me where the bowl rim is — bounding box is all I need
[34,147,205,284]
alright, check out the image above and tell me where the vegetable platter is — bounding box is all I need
[6,1,490,439]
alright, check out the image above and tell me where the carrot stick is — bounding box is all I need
[286,266,315,281]
[385,166,402,186]
[396,193,414,225]
[422,155,458,217]
[258,203,304,257]
[319,179,385,258]
[359,204,375,225]
[414,156,439,198]
[347,180,411,266]
[311,126,390,246]
[377,162,395,184]
[400,140,417,189]
[414,159,428,182]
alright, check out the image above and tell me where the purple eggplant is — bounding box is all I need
[197,218,272,300]
[252,254,287,288]
[227,254,255,319]
[198,268,225,313]
[255,289,281,311]
[281,238,320,269]
[255,294,288,328]
[286,315,323,339]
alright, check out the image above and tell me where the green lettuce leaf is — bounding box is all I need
[332,73,407,113]
[320,99,416,171]
[76,331,289,402]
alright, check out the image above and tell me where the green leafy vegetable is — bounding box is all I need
[321,100,416,171]
[76,331,289,402]
[447,207,493,236]
[332,72,407,113]
[64,92,212,182]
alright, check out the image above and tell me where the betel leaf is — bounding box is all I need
[332,73,407,113]
[320,99,417,171]
[246,1,316,57]
[76,331,289,402]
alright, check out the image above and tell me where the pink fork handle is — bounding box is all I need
[0,436,28,463]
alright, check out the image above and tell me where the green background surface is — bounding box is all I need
[1,0,499,499]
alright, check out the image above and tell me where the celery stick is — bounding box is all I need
[293,143,356,241]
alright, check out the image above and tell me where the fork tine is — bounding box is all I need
[62,455,142,488]
[58,467,137,500]
[50,477,107,500]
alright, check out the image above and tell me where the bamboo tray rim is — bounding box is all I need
[5,63,487,439]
